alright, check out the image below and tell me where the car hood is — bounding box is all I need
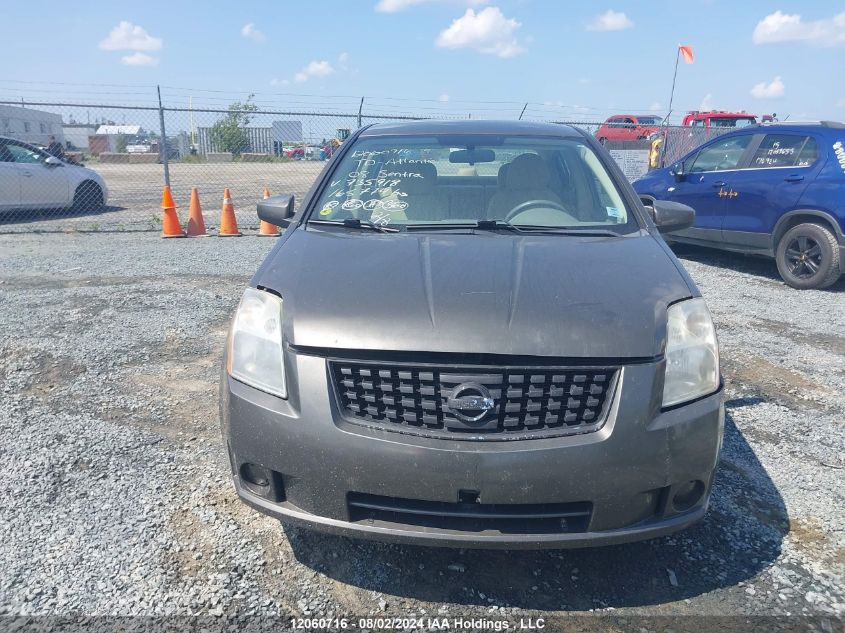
[255,228,693,359]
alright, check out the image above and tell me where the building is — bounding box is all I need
[196,120,303,156]
[95,124,144,136]
[62,123,99,151]
[0,104,64,146]
[89,125,149,155]
[196,126,273,155]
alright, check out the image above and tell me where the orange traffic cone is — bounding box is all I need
[218,188,242,237]
[258,187,280,237]
[161,185,185,238]
[186,188,208,237]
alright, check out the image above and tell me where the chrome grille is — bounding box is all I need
[331,361,618,440]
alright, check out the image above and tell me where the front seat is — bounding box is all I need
[486,153,561,219]
[395,162,445,221]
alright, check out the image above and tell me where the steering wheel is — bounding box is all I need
[504,199,572,222]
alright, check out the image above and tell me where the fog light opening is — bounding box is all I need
[458,489,480,504]
[672,480,705,512]
[240,463,271,489]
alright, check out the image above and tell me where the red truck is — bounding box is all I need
[681,110,772,129]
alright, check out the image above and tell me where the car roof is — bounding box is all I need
[755,121,845,132]
[695,121,844,136]
[728,121,845,135]
[359,119,581,138]
[686,111,756,118]
[0,136,39,147]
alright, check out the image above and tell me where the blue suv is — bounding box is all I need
[635,122,845,289]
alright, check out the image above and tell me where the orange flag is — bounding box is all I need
[679,45,694,64]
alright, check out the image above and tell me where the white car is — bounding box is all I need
[0,137,109,211]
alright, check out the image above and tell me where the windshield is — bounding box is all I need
[710,117,757,128]
[310,135,636,232]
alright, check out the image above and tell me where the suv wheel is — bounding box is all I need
[775,223,841,289]
[73,181,104,212]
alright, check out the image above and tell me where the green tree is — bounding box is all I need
[208,95,258,156]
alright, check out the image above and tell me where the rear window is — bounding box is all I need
[752,134,818,168]
[310,135,637,232]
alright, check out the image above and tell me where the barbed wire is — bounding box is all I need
[0,79,705,120]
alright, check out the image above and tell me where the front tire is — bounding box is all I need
[72,181,104,212]
[775,223,841,289]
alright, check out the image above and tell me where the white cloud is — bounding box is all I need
[376,0,487,13]
[338,52,350,70]
[752,10,845,47]
[838,97,845,108]
[120,52,158,67]
[700,93,714,111]
[438,94,450,102]
[270,78,290,87]
[586,10,634,32]
[649,101,662,112]
[435,7,524,58]
[100,21,162,51]
[294,60,335,83]
[750,76,785,99]
[241,23,265,42]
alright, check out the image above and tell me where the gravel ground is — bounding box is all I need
[0,233,842,630]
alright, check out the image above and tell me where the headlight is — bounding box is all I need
[662,298,719,407]
[227,288,286,398]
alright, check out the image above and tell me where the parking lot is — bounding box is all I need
[0,232,842,628]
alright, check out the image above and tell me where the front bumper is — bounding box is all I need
[221,353,724,549]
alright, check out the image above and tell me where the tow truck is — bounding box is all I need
[681,110,775,130]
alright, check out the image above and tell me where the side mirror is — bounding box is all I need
[669,162,685,182]
[647,199,695,233]
[257,193,295,228]
[44,156,63,166]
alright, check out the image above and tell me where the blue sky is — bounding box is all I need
[3,0,845,122]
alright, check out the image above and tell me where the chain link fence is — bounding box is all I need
[0,96,733,233]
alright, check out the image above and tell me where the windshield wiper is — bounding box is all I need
[509,225,622,237]
[403,220,529,232]
[404,222,481,232]
[406,219,620,236]
[308,218,399,233]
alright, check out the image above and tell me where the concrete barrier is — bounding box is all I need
[98,153,132,164]
[207,152,233,163]
[129,153,159,164]
[240,153,274,162]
